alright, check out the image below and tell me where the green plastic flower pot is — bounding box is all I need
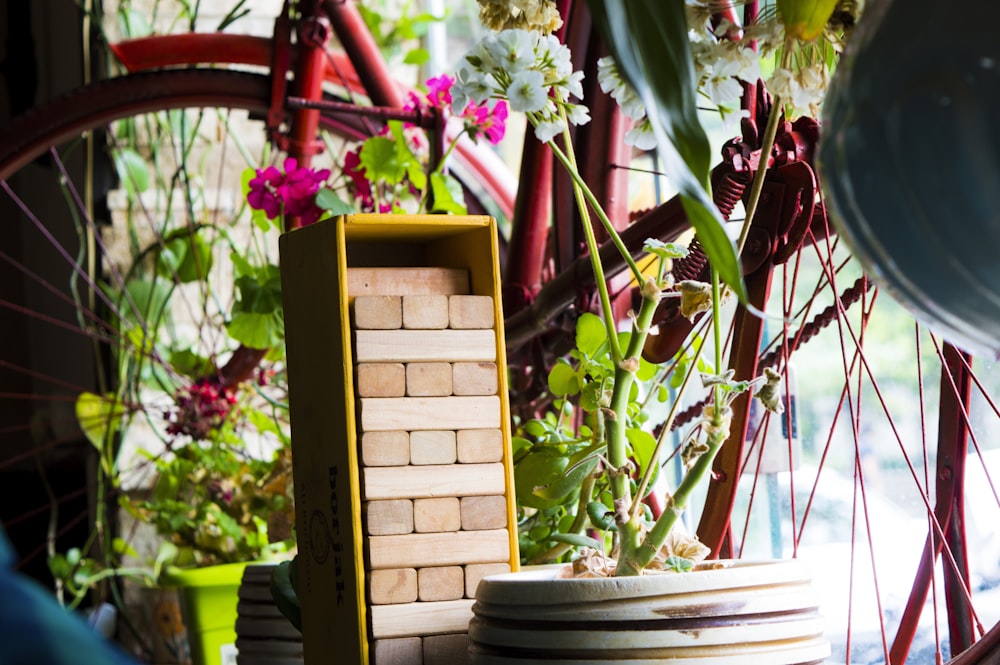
[162,562,249,665]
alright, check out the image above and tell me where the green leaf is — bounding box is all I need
[76,392,126,450]
[270,557,302,632]
[359,135,407,185]
[228,265,284,349]
[575,312,607,358]
[587,0,746,302]
[403,47,430,66]
[429,173,468,214]
[157,229,213,283]
[663,555,694,573]
[587,501,616,531]
[514,449,570,510]
[532,456,599,501]
[548,532,605,550]
[113,148,150,194]
[643,238,688,261]
[626,428,658,479]
[547,360,580,397]
[168,348,215,379]
[315,187,355,216]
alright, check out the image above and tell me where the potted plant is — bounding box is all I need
[430,0,855,661]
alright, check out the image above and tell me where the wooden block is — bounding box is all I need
[449,295,494,329]
[452,362,498,396]
[417,566,465,602]
[456,429,504,464]
[363,463,506,500]
[362,431,411,467]
[403,294,449,329]
[460,495,508,531]
[370,599,475,639]
[373,637,424,665]
[354,329,496,363]
[464,563,512,599]
[368,530,511,570]
[413,497,461,533]
[347,267,470,298]
[409,431,457,465]
[360,396,501,432]
[357,363,406,397]
[365,499,414,536]
[406,363,453,397]
[368,568,418,605]
[423,633,471,665]
[354,295,402,330]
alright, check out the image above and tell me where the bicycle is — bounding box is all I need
[0,1,998,663]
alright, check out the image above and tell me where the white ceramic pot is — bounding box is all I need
[469,559,829,664]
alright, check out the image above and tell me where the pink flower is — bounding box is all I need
[426,74,454,108]
[343,150,374,211]
[463,100,509,145]
[246,158,330,226]
[247,165,284,219]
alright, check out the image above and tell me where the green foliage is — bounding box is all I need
[129,441,295,568]
[227,262,284,350]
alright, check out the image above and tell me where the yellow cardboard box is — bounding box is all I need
[279,214,518,665]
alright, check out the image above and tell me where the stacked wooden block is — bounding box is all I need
[350,268,513,665]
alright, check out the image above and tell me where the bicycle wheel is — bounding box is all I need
[0,66,505,637]
[674,164,1000,663]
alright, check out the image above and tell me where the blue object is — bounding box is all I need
[0,524,141,665]
[819,0,1000,355]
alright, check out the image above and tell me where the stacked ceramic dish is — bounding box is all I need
[235,564,304,665]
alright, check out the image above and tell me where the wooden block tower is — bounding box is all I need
[280,215,518,665]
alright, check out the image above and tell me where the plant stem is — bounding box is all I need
[550,121,623,364]
[620,269,729,574]
[547,140,645,286]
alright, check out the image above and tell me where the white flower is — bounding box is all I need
[486,29,537,74]
[565,103,591,126]
[563,70,585,100]
[766,68,799,105]
[540,34,573,78]
[625,118,658,150]
[506,69,548,112]
[597,56,647,121]
[453,64,494,111]
[533,116,566,142]
[702,72,742,107]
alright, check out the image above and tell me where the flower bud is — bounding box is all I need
[777,0,840,42]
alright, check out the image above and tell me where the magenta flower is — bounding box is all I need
[463,100,509,145]
[247,158,330,226]
[426,74,454,108]
[343,150,375,211]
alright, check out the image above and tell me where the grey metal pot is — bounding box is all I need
[818,0,1000,355]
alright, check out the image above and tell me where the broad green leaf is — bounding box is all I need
[113,148,150,194]
[228,265,284,349]
[315,187,354,216]
[575,312,607,358]
[157,229,213,283]
[643,238,688,261]
[587,0,746,302]
[359,136,407,185]
[168,348,215,379]
[626,428,658,479]
[404,47,430,66]
[514,449,570,510]
[587,500,616,531]
[547,360,580,397]
[76,392,126,450]
[429,173,468,214]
